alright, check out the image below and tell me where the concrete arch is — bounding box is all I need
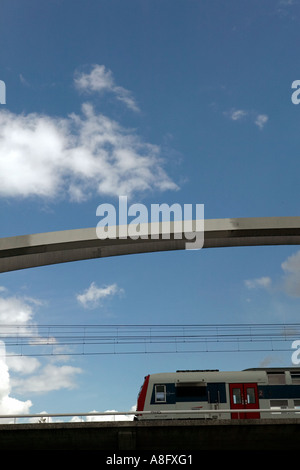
[0,216,300,273]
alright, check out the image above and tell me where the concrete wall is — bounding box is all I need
[0,419,299,451]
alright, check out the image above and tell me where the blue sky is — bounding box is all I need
[1,0,300,420]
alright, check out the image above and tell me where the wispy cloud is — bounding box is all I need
[225,108,269,129]
[12,363,82,394]
[275,0,299,19]
[227,109,248,121]
[244,276,272,290]
[77,282,123,309]
[19,74,30,87]
[281,251,300,297]
[254,114,269,130]
[279,0,296,5]
[74,64,140,112]
[244,250,300,298]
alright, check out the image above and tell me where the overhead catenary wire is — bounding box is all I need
[0,323,298,357]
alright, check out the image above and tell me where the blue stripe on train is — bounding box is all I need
[150,383,227,404]
[258,384,300,400]
[150,383,300,405]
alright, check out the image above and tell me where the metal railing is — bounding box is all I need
[0,408,299,424]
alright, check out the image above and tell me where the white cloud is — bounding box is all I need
[71,405,136,422]
[0,291,82,413]
[0,104,176,201]
[0,296,35,325]
[245,250,300,298]
[228,109,248,121]
[281,250,300,274]
[77,282,122,309]
[81,409,133,422]
[12,363,82,394]
[0,68,178,202]
[74,64,114,93]
[6,356,40,375]
[74,64,140,112]
[244,276,272,289]
[0,341,32,420]
[255,114,268,130]
[0,292,42,345]
[225,108,269,129]
[281,250,300,297]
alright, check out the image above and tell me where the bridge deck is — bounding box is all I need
[1,216,300,272]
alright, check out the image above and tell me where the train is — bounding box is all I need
[135,367,300,420]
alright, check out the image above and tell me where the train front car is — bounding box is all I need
[135,368,300,420]
[136,375,150,417]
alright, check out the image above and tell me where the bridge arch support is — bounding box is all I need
[0,217,300,273]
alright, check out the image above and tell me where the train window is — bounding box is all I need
[176,384,207,399]
[267,372,286,385]
[291,373,300,384]
[155,385,166,403]
[246,387,256,404]
[270,399,288,414]
[232,388,242,405]
[294,399,300,411]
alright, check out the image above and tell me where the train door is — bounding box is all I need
[229,383,260,419]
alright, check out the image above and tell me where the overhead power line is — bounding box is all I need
[0,323,299,357]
